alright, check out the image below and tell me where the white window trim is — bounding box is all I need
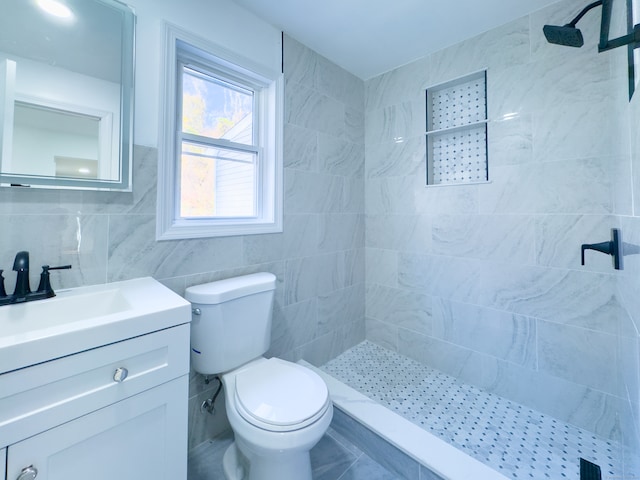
[156,23,283,240]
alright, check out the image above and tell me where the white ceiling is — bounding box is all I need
[233,0,563,80]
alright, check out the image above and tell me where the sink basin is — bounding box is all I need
[0,277,191,374]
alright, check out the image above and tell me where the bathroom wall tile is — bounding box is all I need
[431,298,537,369]
[345,106,365,145]
[365,100,425,146]
[365,214,431,253]
[414,183,480,215]
[318,214,364,253]
[316,54,364,112]
[366,284,433,336]
[366,176,418,215]
[0,214,108,291]
[284,123,318,172]
[157,275,186,296]
[364,56,431,112]
[106,215,244,281]
[364,248,398,288]
[344,248,365,287]
[268,298,318,358]
[538,320,619,396]
[343,315,366,350]
[617,216,640,333]
[296,329,355,367]
[431,214,535,264]
[618,334,640,447]
[318,134,364,178]
[318,283,365,337]
[283,36,317,89]
[79,144,158,215]
[535,214,620,272]
[486,62,537,121]
[365,317,398,352]
[397,328,497,387]
[284,252,345,305]
[242,214,318,264]
[398,253,633,336]
[489,359,627,446]
[365,136,425,179]
[630,92,640,216]
[286,82,346,136]
[428,17,530,87]
[532,98,628,163]
[284,169,344,214]
[479,158,622,215]
[487,114,533,167]
[344,176,365,214]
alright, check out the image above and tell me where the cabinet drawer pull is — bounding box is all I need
[113,367,129,383]
[16,465,38,480]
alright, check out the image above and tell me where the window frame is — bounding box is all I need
[157,24,283,240]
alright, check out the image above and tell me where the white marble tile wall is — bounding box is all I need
[364,0,640,459]
[0,35,365,450]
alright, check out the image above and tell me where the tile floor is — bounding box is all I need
[187,427,402,480]
[322,341,639,480]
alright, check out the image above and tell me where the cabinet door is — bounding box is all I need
[7,376,188,480]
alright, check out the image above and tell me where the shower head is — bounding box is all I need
[543,24,585,47]
[542,0,602,48]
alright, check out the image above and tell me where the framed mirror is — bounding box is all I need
[0,0,135,190]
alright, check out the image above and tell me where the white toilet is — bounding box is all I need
[185,272,333,480]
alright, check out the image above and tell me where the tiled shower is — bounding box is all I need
[1,0,639,476]
[362,0,640,474]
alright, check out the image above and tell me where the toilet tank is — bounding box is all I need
[185,272,276,375]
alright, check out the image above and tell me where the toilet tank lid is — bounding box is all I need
[185,272,276,304]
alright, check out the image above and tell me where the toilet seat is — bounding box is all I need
[233,358,331,432]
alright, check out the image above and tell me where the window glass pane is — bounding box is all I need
[180,141,256,218]
[181,67,254,144]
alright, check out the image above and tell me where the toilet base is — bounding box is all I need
[222,442,246,480]
[222,439,313,480]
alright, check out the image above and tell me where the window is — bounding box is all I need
[157,25,283,240]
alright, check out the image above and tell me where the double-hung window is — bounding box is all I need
[157,26,283,240]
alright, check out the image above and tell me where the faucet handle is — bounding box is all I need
[36,264,72,297]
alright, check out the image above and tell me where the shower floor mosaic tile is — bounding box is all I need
[322,341,638,480]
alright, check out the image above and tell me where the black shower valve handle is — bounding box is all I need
[581,241,614,265]
[581,228,622,270]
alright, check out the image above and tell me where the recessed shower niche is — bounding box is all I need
[425,70,488,186]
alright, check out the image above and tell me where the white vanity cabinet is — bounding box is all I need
[0,292,191,480]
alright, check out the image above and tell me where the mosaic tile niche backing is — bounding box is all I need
[426,71,488,185]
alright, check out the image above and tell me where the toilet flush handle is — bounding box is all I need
[192,308,201,315]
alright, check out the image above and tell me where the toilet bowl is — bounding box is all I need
[220,357,333,480]
[185,273,333,480]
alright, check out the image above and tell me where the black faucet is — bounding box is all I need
[12,250,31,299]
[0,251,72,306]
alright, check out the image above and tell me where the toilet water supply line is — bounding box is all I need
[201,375,223,415]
